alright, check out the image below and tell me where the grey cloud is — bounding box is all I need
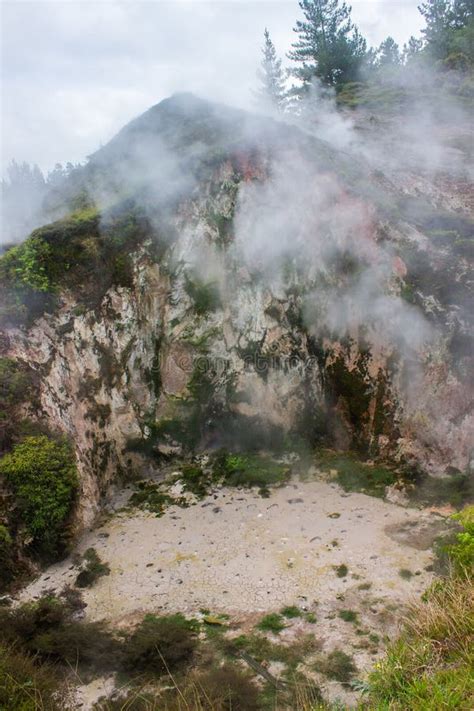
[2,0,422,174]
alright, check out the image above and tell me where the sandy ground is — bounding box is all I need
[20,478,450,708]
[22,479,443,620]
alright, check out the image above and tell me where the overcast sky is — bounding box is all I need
[1,0,424,176]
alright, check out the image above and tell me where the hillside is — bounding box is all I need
[0,92,473,709]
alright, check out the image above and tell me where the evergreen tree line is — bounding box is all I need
[256,0,474,111]
[1,161,81,247]
[2,0,472,244]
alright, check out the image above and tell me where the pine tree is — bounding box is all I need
[377,37,401,67]
[418,0,453,58]
[450,0,474,29]
[256,28,287,112]
[1,161,47,245]
[402,35,424,63]
[288,0,367,88]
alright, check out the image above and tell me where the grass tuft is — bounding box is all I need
[256,613,285,634]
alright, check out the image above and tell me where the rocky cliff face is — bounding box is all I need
[1,94,473,523]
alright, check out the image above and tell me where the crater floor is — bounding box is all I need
[22,479,442,621]
[20,477,452,707]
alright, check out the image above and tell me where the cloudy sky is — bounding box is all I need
[1,0,423,176]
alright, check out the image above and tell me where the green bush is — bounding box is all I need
[0,358,32,409]
[95,666,262,711]
[184,273,221,316]
[338,609,358,623]
[0,202,147,324]
[129,481,175,516]
[313,449,396,497]
[32,622,119,668]
[179,463,213,498]
[0,358,34,452]
[123,613,199,676]
[75,548,110,588]
[0,595,120,670]
[0,237,55,293]
[213,451,290,489]
[446,506,474,572]
[0,436,78,558]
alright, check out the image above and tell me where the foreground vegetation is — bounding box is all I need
[366,505,474,709]
[0,506,471,710]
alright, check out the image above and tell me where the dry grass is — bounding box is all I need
[367,569,474,709]
[0,644,70,711]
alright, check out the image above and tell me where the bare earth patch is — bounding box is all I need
[20,478,449,706]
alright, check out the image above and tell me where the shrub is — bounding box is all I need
[179,463,213,498]
[184,273,221,316]
[0,596,67,648]
[0,525,15,590]
[335,563,348,578]
[33,621,119,668]
[399,568,413,580]
[75,548,110,588]
[0,358,34,452]
[0,595,120,670]
[186,665,262,711]
[256,613,285,634]
[213,452,290,489]
[320,649,357,683]
[129,481,175,516]
[0,358,32,409]
[0,436,78,558]
[446,505,474,572]
[0,236,56,293]
[313,449,396,497]
[123,613,199,676]
[0,644,66,711]
[97,666,262,711]
[338,609,358,623]
[0,203,147,324]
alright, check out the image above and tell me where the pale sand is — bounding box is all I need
[22,479,441,622]
[20,478,449,707]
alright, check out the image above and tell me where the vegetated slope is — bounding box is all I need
[0,92,472,537]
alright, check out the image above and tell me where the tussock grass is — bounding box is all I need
[367,569,474,709]
[256,613,286,634]
[0,644,68,711]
